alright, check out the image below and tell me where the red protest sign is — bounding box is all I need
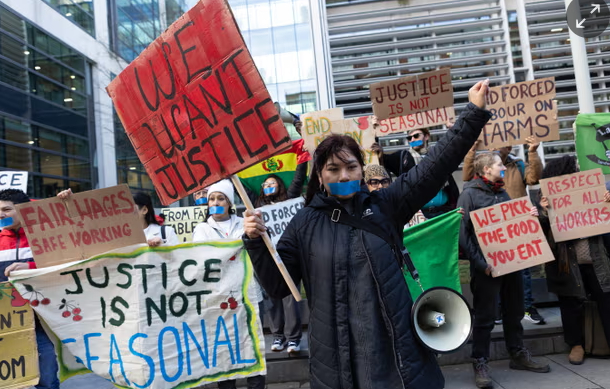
[15,185,145,268]
[470,197,554,277]
[539,168,610,242]
[107,0,291,205]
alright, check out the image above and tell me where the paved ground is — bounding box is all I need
[51,352,610,389]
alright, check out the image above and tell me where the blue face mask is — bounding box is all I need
[195,197,208,205]
[409,140,424,148]
[208,206,225,215]
[0,217,14,229]
[327,180,361,196]
[500,171,505,178]
[263,187,276,195]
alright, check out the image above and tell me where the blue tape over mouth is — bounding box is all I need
[409,140,424,147]
[500,171,505,178]
[208,206,225,215]
[0,217,14,228]
[195,197,208,205]
[263,187,276,195]
[327,180,361,196]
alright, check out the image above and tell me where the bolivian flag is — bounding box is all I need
[237,139,311,193]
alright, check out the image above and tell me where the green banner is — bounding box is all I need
[575,113,610,174]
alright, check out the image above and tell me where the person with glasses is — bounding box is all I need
[373,126,460,219]
[364,164,391,192]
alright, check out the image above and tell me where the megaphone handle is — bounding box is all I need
[401,246,424,292]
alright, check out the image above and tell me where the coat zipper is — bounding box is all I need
[15,230,20,261]
[359,230,407,389]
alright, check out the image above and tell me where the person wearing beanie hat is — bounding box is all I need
[364,164,391,192]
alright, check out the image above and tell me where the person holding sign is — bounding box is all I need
[458,152,550,388]
[1,189,60,389]
[537,156,610,365]
[134,192,179,246]
[243,80,490,389]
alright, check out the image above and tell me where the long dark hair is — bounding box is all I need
[305,134,365,205]
[133,192,158,227]
[541,155,578,179]
[256,174,288,207]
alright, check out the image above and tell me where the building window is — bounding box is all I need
[0,5,93,197]
[41,0,95,36]
[108,0,161,62]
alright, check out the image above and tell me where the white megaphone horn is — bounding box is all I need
[402,247,473,354]
[274,102,299,124]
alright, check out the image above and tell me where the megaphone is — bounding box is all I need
[274,102,299,124]
[411,286,473,354]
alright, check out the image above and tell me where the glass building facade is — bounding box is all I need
[0,5,94,198]
[42,0,95,36]
[108,0,161,62]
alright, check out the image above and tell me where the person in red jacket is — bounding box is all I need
[1,188,60,389]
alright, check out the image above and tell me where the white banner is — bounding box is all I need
[256,197,305,245]
[10,241,265,389]
[0,171,28,192]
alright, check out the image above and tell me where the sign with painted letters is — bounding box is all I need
[106,0,291,205]
[0,282,39,389]
[370,68,453,121]
[470,197,554,277]
[478,78,559,149]
[301,108,379,164]
[15,185,145,268]
[9,241,265,389]
[160,206,207,243]
[539,168,610,242]
[374,107,455,136]
[256,197,305,245]
[0,171,28,193]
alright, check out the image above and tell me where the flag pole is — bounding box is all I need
[230,175,302,302]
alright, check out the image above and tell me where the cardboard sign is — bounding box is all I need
[256,197,304,245]
[539,168,610,242]
[478,78,559,149]
[0,171,28,193]
[10,241,265,389]
[15,185,146,267]
[106,0,291,205]
[374,107,455,136]
[0,282,39,389]
[405,210,427,228]
[470,197,554,277]
[575,113,610,174]
[370,69,453,121]
[160,206,207,243]
[301,108,379,164]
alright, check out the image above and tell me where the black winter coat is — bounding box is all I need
[244,103,490,389]
[457,178,511,274]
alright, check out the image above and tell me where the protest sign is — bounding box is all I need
[470,197,554,277]
[15,185,145,268]
[0,171,28,193]
[374,107,455,136]
[107,0,291,205]
[10,241,265,389]
[478,78,559,149]
[575,113,610,174]
[370,69,453,121]
[405,210,427,228]
[160,206,207,243]
[0,282,39,389]
[539,168,610,242]
[301,108,379,164]
[256,197,305,245]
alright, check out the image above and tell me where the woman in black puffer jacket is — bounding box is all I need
[242,81,490,389]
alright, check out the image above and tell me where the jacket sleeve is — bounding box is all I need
[192,222,212,242]
[381,151,402,177]
[382,103,491,227]
[243,218,302,299]
[286,163,308,199]
[462,148,476,182]
[28,261,37,269]
[525,150,543,186]
[446,175,460,209]
[457,190,489,273]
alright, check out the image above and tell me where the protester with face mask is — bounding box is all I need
[364,164,391,192]
[537,155,610,366]
[1,189,60,389]
[458,152,550,389]
[242,80,490,389]
[463,136,545,325]
[192,187,209,206]
[373,127,460,219]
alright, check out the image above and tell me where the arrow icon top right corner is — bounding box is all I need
[591,3,601,13]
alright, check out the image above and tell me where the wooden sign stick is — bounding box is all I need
[230,175,302,302]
